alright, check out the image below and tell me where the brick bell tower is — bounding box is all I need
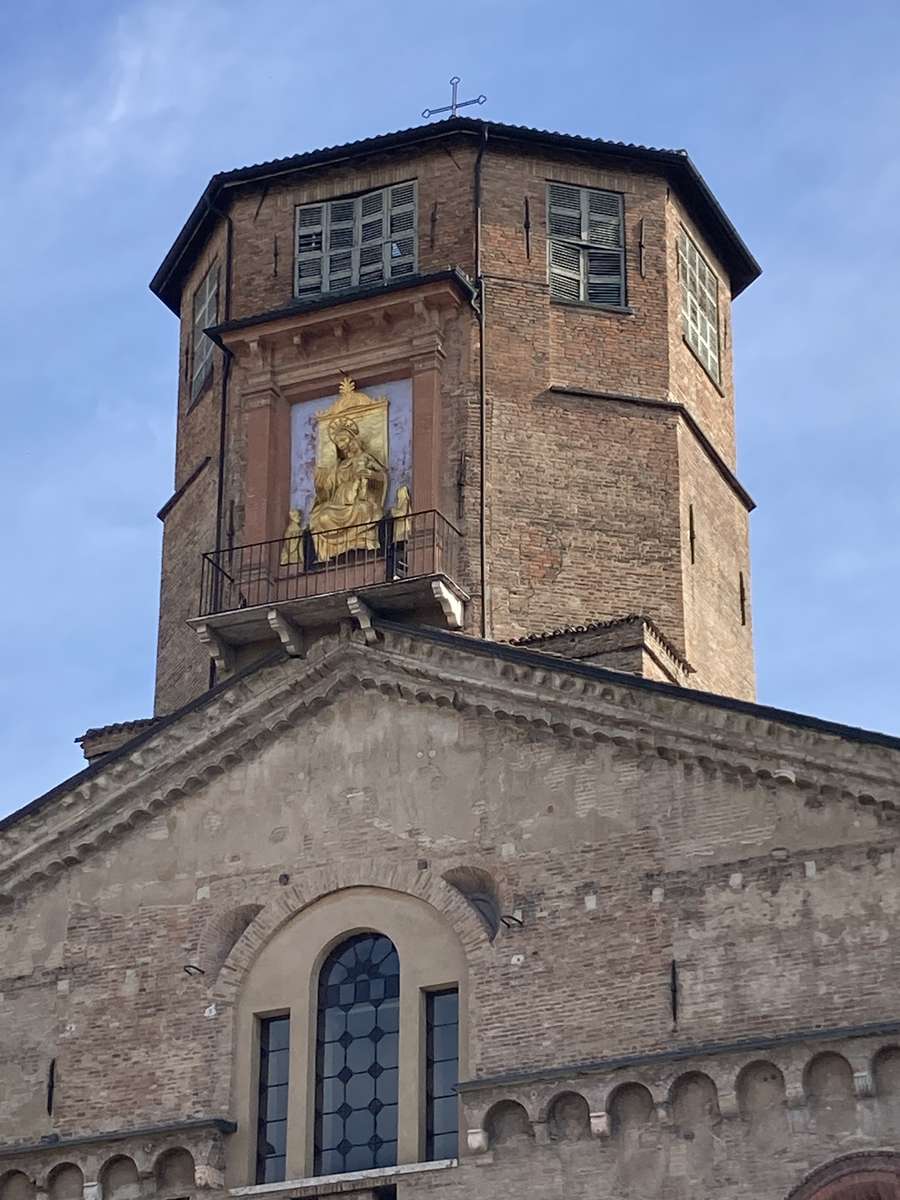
[149,117,760,716]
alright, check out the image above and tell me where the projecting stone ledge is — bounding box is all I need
[188,575,468,681]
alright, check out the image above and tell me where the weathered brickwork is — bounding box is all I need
[2,631,900,1200]
[13,118,891,1200]
[152,125,756,714]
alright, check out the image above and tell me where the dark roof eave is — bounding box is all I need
[149,118,761,315]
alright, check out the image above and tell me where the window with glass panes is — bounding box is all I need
[547,182,625,307]
[255,1015,290,1184]
[425,989,459,1160]
[315,934,400,1176]
[295,183,417,299]
[190,263,218,401]
[678,228,721,383]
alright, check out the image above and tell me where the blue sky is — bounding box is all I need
[1,0,898,816]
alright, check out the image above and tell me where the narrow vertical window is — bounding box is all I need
[677,228,720,384]
[548,182,625,307]
[739,571,747,626]
[256,1015,290,1184]
[425,989,459,1160]
[315,934,400,1176]
[190,262,218,401]
[688,504,696,565]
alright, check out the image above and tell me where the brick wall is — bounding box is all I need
[1,636,898,1200]
[152,133,756,714]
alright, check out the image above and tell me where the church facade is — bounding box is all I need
[2,117,900,1200]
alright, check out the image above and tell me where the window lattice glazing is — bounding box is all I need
[315,934,400,1175]
[678,228,721,383]
[295,183,417,299]
[425,989,459,1161]
[255,1015,290,1184]
[547,182,625,307]
[190,263,218,400]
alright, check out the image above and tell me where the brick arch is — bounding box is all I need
[213,862,492,1002]
[788,1153,900,1200]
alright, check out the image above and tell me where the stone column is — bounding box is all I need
[241,338,291,546]
[410,341,445,514]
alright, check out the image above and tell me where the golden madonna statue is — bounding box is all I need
[308,377,389,561]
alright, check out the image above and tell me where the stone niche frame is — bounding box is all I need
[214,276,472,549]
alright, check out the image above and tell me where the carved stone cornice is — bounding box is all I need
[1,628,898,902]
[215,276,469,400]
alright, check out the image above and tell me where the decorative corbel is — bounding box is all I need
[195,1165,225,1190]
[853,1068,875,1099]
[267,609,306,657]
[347,594,379,644]
[247,337,268,371]
[589,1110,609,1138]
[431,579,464,629]
[466,1127,489,1155]
[335,318,352,352]
[194,623,235,677]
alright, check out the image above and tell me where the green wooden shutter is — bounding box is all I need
[548,182,625,306]
[295,183,417,298]
[326,197,355,291]
[548,183,584,300]
[387,182,417,279]
[295,203,324,297]
[586,189,624,306]
[359,188,386,286]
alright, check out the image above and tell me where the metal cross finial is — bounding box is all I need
[422,76,486,120]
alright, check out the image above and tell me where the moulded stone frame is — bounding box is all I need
[213,278,473,551]
[228,884,471,1188]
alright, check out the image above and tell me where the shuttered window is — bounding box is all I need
[678,228,721,384]
[547,182,625,307]
[190,263,218,401]
[295,182,417,299]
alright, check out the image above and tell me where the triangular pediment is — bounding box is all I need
[1,625,898,904]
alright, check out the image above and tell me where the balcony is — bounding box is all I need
[188,510,467,661]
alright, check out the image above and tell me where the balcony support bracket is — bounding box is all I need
[431,579,464,629]
[194,622,235,678]
[267,609,306,658]
[347,594,379,645]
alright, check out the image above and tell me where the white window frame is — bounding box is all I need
[190,263,218,401]
[547,181,626,308]
[678,227,721,384]
[294,182,417,300]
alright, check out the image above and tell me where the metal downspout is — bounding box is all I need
[206,197,234,688]
[475,126,490,639]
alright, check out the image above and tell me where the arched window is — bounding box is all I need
[315,933,400,1175]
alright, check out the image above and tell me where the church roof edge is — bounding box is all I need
[149,116,761,315]
[5,624,899,839]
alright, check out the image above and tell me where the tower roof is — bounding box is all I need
[149,116,761,315]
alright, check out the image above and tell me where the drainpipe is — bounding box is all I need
[474,126,490,639]
[205,195,234,688]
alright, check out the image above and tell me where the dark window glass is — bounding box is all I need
[426,988,459,1160]
[315,933,400,1176]
[256,1015,290,1184]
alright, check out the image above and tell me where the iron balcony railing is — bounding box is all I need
[198,509,462,618]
